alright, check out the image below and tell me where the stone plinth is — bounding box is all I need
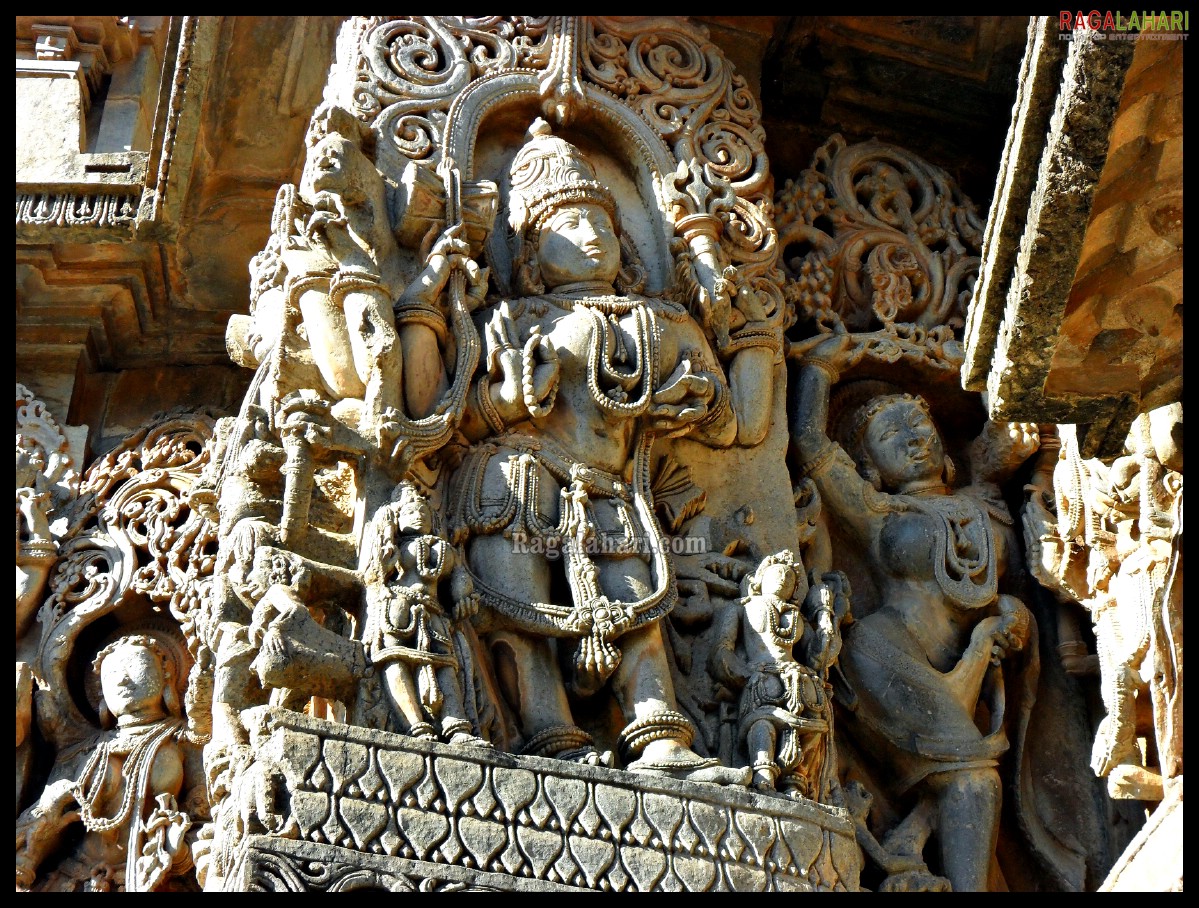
[229,707,860,892]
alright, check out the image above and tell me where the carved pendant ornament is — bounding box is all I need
[15,15,1176,894]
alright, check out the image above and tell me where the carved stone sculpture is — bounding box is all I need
[14,412,216,888]
[16,631,196,892]
[791,338,1036,891]
[1024,404,1182,809]
[187,16,870,893]
[15,385,79,810]
[362,480,487,746]
[15,384,79,639]
[15,14,1175,896]
[708,550,849,800]
[448,120,750,785]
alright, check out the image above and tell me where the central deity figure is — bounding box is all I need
[446,121,748,785]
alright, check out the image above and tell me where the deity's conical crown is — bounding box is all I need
[507,118,618,240]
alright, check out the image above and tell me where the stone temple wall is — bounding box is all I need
[15,16,1181,892]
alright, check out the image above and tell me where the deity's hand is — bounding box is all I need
[971,598,1032,666]
[995,596,1032,657]
[711,642,751,689]
[792,330,865,378]
[38,778,77,815]
[522,326,560,416]
[676,550,749,598]
[732,279,770,325]
[454,591,481,622]
[423,224,471,294]
[278,395,333,452]
[650,357,715,429]
[403,224,489,313]
[971,420,1040,483]
[15,776,76,883]
[486,307,524,408]
[450,565,479,621]
[464,261,490,311]
[485,310,559,421]
[963,615,1005,672]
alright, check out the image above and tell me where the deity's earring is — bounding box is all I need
[163,676,181,717]
[859,459,882,491]
[944,455,957,487]
[513,241,545,295]
[99,700,114,729]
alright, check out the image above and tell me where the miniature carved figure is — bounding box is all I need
[1089,408,1180,800]
[791,335,1036,891]
[709,550,848,800]
[449,120,750,785]
[16,386,80,811]
[16,384,79,638]
[16,443,56,635]
[16,634,194,892]
[362,481,488,746]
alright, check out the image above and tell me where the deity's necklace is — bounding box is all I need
[764,597,801,646]
[411,534,445,581]
[74,719,179,833]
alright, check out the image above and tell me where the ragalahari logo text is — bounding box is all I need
[1059,10,1189,40]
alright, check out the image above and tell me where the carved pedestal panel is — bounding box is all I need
[225,707,859,893]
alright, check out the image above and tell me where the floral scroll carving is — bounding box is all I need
[777,135,985,377]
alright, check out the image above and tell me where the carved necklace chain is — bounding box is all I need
[904,492,997,609]
[764,598,800,646]
[74,721,177,833]
[411,534,445,581]
[541,289,665,416]
[547,287,640,315]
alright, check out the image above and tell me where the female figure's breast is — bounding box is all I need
[878,509,939,583]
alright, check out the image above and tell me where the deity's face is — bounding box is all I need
[301,132,366,207]
[760,564,800,602]
[863,398,945,491]
[397,497,433,535]
[100,641,166,720]
[536,203,620,288]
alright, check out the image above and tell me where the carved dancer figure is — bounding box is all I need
[16,634,193,892]
[362,481,488,746]
[279,102,405,447]
[791,335,1035,891]
[710,550,847,799]
[16,386,79,813]
[16,386,77,639]
[450,121,754,785]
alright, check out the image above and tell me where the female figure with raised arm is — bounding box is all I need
[790,335,1035,891]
